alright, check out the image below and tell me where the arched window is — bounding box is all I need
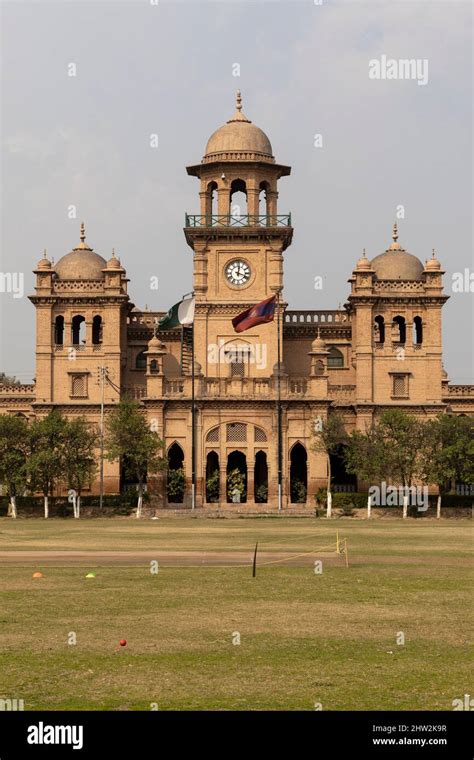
[71,315,86,345]
[374,315,385,344]
[206,426,219,443]
[54,315,64,346]
[230,178,247,219]
[259,180,270,220]
[135,351,147,369]
[206,181,218,221]
[327,347,344,368]
[413,316,423,345]
[315,359,325,376]
[392,316,406,343]
[92,315,102,345]
[150,359,158,374]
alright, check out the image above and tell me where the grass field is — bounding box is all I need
[0,517,472,711]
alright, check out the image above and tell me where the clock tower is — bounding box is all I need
[184,91,293,379]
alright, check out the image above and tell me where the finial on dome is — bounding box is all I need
[43,249,47,258]
[80,222,86,243]
[432,248,436,258]
[388,221,402,251]
[362,248,366,258]
[227,89,251,124]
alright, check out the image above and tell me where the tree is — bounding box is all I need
[312,411,348,518]
[0,415,29,518]
[62,417,98,518]
[105,398,166,518]
[344,425,388,518]
[345,410,426,518]
[0,373,21,386]
[28,411,68,518]
[420,414,474,518]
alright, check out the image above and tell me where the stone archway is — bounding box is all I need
[254,450,268,503]
[226,450,247,503]
[167,442,185,504]
[205,451,220,503]
[290,442,307,503]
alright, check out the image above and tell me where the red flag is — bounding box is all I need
[232,295,277,333]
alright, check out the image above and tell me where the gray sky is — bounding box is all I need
[1,0,472,383]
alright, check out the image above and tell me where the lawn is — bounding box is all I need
[0,518,472,710]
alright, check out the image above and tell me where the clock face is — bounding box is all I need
[226,260,251,286]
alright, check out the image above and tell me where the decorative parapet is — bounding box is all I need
[0,384,35,395]
[285,310,349,324]
[328,384,356,400]
[445,385,474,397]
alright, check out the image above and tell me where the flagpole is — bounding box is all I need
[182,291,196,511]
[276,290,282,512]
[191,317,196,510]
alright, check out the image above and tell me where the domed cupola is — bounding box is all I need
[55,223,107,281]
[203,91,274,164]
[370,224,424,281]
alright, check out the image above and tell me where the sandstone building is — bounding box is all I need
[1,93,473,508]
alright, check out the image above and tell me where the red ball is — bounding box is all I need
[119,639,127,647]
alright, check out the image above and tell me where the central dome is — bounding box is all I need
[204,91,273,162]
[55,223,106,281]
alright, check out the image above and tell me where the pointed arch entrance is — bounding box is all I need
[226,450,247,503]
[167,442,185,503]
[254,450,268,503]
[290,442,307,503]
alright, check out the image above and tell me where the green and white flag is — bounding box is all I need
[158,296,195,331]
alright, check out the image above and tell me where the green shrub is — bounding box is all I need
[206,469,220,503]
[167,467,185,503]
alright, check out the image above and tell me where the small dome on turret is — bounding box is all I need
[146,335,166,353]
[36,250,52,270]
[105,249,124,270]
[311,330,327,352]
[355,249,371,271]
[425,249,441,271]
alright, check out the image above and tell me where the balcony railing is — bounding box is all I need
[185,214,292,228]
